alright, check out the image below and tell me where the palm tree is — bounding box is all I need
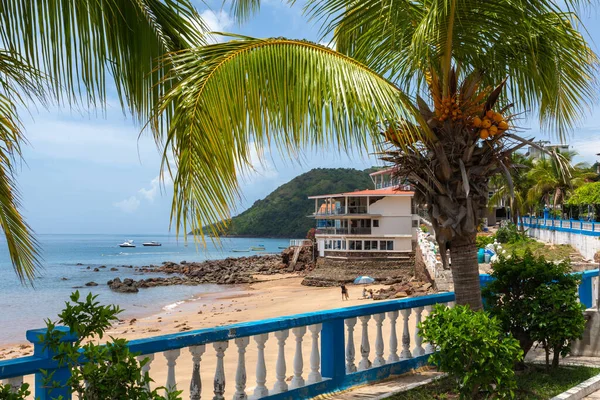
[0,0,206,281]
[527,150,595,215]
[489,153,535,229]
[148,0,597,309]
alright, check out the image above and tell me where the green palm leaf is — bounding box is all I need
[152,36,420,240]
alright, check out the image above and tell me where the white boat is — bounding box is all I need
[142,241,162,247]
[119,240,136,248]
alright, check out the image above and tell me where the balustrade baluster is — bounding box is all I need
[272,330,289,394]
[372,313,386,367]
[234,337,250,400]
[290,326,307,389]
[387,311,400,363]
[400,309,412,359]
[253,333,269,398]
[424,306,435,354]
[358,315,371,371]
[307,324,322,384]
[345,318,357,373]
[213,341,229,400]
[412,307,425,357]
[189,346,205,400]
[137,354,154,392]
[164,349,181,394]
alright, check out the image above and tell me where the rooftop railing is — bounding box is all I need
[2,270,598,399]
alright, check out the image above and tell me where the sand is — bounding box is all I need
[0,275,429,399]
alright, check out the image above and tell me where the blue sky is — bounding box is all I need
[14,1,600,234]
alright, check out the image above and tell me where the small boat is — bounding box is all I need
[142,241,162,247]
[119,240,136,248]
[250,246,266,251]
[278,246,288,249]
[232,249,250,253]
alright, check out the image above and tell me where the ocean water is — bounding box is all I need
[0,234,291,345]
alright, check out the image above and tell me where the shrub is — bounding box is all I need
[475,234,494,249]
[495,222,529,244]
[0,383,30,400]
[482,251,585,368]
[419,305,523,399]
[42,291,181,400]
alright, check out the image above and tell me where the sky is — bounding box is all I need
[12,0,600,235]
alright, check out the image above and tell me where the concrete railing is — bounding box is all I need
[2,270,598,399]
[522,217,599,235]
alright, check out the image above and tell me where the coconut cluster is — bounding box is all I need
[436,96,462,122]
[472,110,509,140]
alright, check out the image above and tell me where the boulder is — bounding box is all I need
[85,281,98,287]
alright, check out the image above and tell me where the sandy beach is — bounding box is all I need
[0,274,429,399]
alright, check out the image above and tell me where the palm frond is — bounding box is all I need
[0,51,45,282]
[0,0,207,121]
[151,36,420,241]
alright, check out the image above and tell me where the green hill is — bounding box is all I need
[196,168,376,238]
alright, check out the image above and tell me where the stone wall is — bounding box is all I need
[526,227,600,261]
[301,254,415,287]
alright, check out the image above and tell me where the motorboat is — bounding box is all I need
[142,241,162,247]
[119,240,136,248]
[232,249,250,253]
[250,245,266,251]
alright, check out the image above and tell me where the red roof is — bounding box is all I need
[308,187,413,199]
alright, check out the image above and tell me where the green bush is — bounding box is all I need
[0,383,30,400]
[475,234,494,249]
[419,304,523,399]
[42,291,181,400]
[482,251,585,369]
[495,223,529,244]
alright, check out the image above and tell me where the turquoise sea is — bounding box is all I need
[0,234,291,345]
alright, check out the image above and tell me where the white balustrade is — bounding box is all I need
[213,341,229,400]
[387,311,400,363]
[3,376,23,393]
[164,349,181,394]
[253,333,269,398]
[234,337,250,400]
[372,313,386,367]
[412,307,425,357]
[400,309,412,359]
[189,346,205,400]
[424,305,435,354]
[307,324,322,384]
[272,330,289,394]
[137,354,154,392]
[345,318,357,373]
[290,326,307,389]
[357,315,371,371]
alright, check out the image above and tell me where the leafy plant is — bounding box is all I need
[419,305,523,399]
[0,382,30,400]
[42,291,181,400]
[495,223,530,244]
[475,234,494,249]
[483,251,585,368]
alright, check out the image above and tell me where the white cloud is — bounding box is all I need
[113,196,140,213]
[138,174,173,201]
[200,10,233,43]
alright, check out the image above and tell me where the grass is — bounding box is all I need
[389,364,600,399]
[501,240,575,261]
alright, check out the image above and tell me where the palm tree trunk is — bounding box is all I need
[449,233,483,310]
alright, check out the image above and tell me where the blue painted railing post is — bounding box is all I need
[578,276,593,309]
[321,318,346,387]
[26,327,77,400]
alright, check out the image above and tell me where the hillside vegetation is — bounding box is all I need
[193,168,376,238]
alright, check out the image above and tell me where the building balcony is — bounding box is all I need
[315,227,372,235]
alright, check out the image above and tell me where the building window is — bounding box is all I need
[373,220,379,227]
[355,241,362,250]
[371,240,378,250]
[364,241,371,250]
[387,241,394,250]
[380,240,387,250]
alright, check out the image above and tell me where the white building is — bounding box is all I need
[309,169,419,258]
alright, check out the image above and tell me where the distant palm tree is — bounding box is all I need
[489,154,535,228]
[527,151,595,214]
[149,0,597,309]
[0,0,205,281]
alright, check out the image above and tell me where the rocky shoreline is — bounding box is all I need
[106,248,315,293]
